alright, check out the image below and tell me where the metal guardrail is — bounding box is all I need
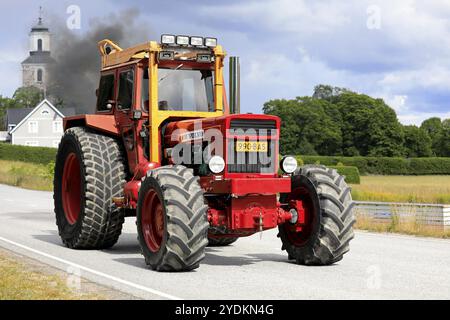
[354,201,450,229]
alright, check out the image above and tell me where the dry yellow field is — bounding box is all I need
[351,175,450,204]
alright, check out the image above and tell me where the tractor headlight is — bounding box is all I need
[208,156,225,174]
[281,156,298,174]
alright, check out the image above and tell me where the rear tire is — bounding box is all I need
[54,127,127,249]
[279,165,355,265]
[137,165,209,272]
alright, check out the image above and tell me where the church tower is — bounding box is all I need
[21,8,54,92]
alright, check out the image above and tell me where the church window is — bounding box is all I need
[37,69,43,82]
[38,39,43,51]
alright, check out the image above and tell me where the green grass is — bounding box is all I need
[0,160,53,191]
[0,251,101,300]
[350,175,450,204]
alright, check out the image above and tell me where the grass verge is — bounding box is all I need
[0,160,53,192]
[0,250,101,300]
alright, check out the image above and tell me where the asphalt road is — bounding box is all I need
[0,184,449,300]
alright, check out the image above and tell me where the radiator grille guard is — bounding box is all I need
[227,119,278,174]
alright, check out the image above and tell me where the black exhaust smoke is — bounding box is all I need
[47,9,153,114]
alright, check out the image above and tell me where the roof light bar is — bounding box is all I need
[161,34,218,48]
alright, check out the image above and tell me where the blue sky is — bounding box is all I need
[1,0,450,125]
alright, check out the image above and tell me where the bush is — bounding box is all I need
[297,155,450,175]
[0,143,56,165]
[330,165,360,184]
[408,158,450,175]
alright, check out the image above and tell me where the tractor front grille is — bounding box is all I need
[227,119,277,174]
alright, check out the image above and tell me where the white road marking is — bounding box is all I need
[0,236,181,300]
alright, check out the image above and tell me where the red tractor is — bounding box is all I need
[54,35,355,271]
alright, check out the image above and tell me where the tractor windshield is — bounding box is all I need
[157,68,214,112]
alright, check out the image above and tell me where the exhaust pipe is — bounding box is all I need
[229,56,240,114]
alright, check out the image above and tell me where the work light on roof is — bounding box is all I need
[190,36,203,46]
[161,34,175,45]
[176,36,190,46]
[204,38,217,48]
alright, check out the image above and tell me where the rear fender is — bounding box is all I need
[64,115,119,136]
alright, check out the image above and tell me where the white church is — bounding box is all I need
[3,12,76,148]
[21,14,54,90]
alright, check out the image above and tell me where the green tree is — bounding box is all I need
[264,97,342,155]
[336,93,405,157]
[12,86,44,108]
[312,84,350,102]
[420,117,443,156]
[403,125,433,157]
[0,95,17,130]
[439,119,450,157]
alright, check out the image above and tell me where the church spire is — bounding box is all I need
[38,6,43,25]
[31,6,48,31]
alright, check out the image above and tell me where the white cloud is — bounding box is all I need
[387,95,408,113]
[200,0,353,34]
[398,111,450,126]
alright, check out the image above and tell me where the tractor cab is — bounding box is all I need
[93,36,226,171]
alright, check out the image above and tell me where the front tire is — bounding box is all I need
[54,127,127,249]
[279,165,355,265]
[137,165,209,272]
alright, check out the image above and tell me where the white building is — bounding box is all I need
[8,99,75,148]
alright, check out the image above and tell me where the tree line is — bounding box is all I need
[263,85,450,157]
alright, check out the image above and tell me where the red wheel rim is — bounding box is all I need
[62,153,81,225]
[284,186,316,246]
[141,189,165,252]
